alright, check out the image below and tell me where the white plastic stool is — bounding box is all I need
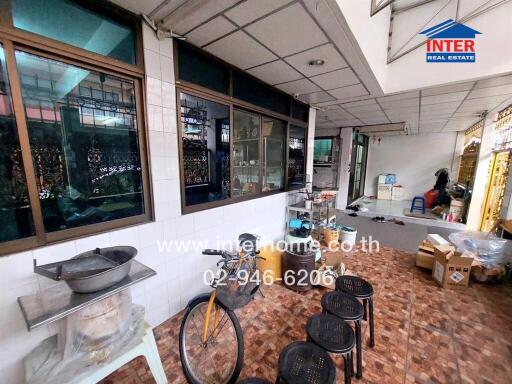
[76,322,167,384]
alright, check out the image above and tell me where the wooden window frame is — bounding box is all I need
[0,1,152,256]
[176,70,309,215]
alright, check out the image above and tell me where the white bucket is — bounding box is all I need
[339,228,357,246]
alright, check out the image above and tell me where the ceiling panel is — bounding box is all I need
[160,0,240,34]
[377,91,419,103]
[421,91,469,105]
[360,116,390,125]
[340,99,378,108]
[185,16,237,47]
[284,44,347,77]
[204,30,276,69]
[224,0,294,26]
[379,98,419,109]
[420,101,462,111]
[328,84,368,100]
[475,74,512,89]
[458,94,511,108]
[343,104,382,114]
[310,68,359,90]
[467,84,512,99]
[244,3,328,56]
[421,82,475,96]
[247,60,302,84]
[299,91,335,104]
[276,78,321,95]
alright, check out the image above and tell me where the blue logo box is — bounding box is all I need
[426,52,475,63]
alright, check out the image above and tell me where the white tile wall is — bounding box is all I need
[0,25,314,384]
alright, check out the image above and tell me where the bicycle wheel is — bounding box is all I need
[179,295,244,384]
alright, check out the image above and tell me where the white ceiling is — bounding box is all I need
[110,0,512,135]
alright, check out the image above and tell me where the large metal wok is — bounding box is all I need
[33,246,137,293]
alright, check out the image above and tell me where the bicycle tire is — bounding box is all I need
[179,295,244,384]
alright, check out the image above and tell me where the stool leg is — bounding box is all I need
[369,297,375,348]
[355,320,362,379]
[343,354,351,384]
[350,350,354,377]
[363,299,367,321]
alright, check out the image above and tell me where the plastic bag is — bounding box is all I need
[25,289,146,384]
[448,231,508,267]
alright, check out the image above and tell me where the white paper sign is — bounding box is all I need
[450,271,464,283]
[434,261,444,283]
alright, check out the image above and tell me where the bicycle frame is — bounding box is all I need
[201,257,245,343]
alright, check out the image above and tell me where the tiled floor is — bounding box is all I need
[101,246,512,384]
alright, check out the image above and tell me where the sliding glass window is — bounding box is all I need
[262,117,286,192]
[233,109,260,197]
[15,51,144,232]
[0,46,35,242]
[11,0,136,64]
[180,93,230,206]
[288,125,306,188]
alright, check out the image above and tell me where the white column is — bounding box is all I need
[450,131,465,179]
[336,127,353,209]
[306,107,316,191]
[466,115,495,230]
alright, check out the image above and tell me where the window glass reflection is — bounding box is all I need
[233,110,260,197]
[12,0,136,64]
[15,51,144,232]
[0,46,35,242]
[288,125,306,188]
[262,116,285,192]
[180,93,230,206]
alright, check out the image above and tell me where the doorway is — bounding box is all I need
[348,133,369,204]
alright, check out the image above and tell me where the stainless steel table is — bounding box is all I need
[18,260,156,331]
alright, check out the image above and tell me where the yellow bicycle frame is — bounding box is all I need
[202,257,244,343]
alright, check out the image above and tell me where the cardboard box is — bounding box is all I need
[391,186,405,201]
[315,251,353,289]
[416,251,435,269]
[432,245,473,289]
[377,184,392,200]
[427,234,450,246]
[378,173,396,185]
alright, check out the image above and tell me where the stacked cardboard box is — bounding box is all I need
[415,234,450,270]
[377,173,396,200]
[432,245,474,289]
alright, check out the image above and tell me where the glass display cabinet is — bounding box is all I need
[233,109,260,197]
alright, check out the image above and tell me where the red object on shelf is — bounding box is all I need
[424,189,438,209]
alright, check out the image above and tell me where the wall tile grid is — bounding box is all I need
[0,24,296,383]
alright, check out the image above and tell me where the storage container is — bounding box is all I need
[323,227,340,245]
[283,243,316,291]
[391,186,405,201]
[377,184,392,200]
[256,245,283,284]
[339,226,357,246]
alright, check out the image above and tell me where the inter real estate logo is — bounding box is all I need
[419,19,481,63]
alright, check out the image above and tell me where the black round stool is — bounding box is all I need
[306,313,355,384]
[277,341,336,384]
[335,276,375,349]
[321,291,364,379]
[238,378,272,384]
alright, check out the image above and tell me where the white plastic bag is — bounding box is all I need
[25,289,145,384]
[448,231,508,267]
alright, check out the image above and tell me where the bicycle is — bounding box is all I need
[179,233,263,384]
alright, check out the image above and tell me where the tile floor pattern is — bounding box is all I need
[101,246,512,384]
